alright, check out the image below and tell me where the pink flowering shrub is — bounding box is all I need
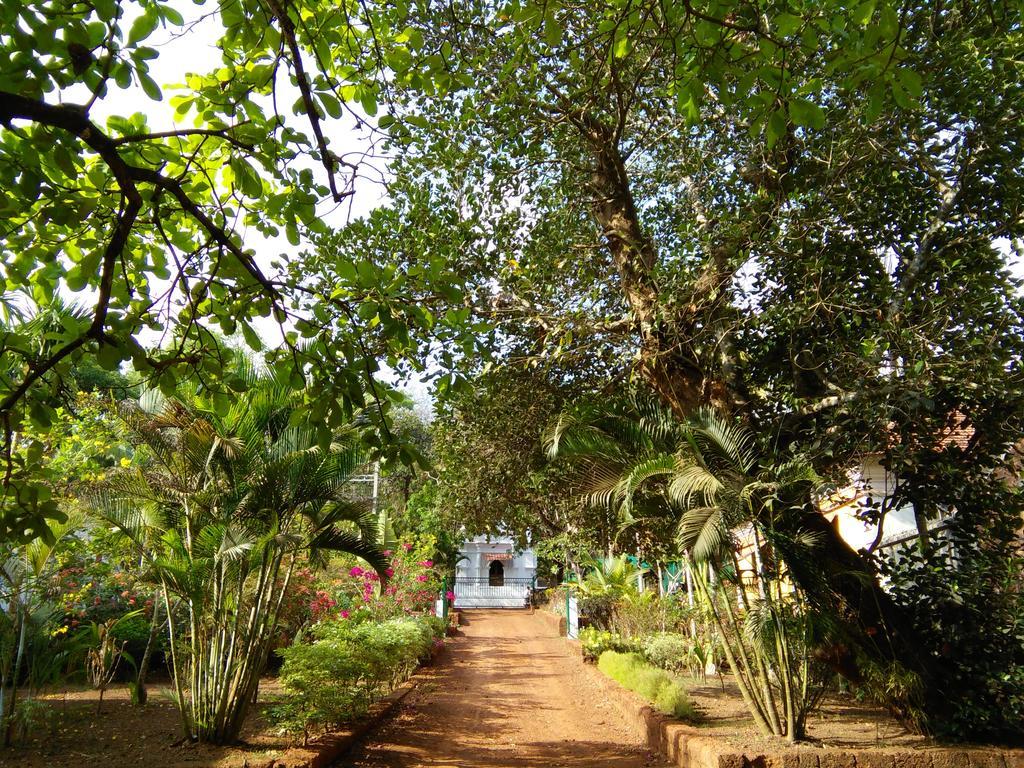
[311,536,443,625]
[50,532,153,631]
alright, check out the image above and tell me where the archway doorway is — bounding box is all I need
[488,559,505,587]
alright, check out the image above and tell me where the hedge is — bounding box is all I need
[597,650,698,721]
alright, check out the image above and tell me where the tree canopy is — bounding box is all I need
[0,0,487,540]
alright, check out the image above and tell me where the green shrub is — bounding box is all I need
[273,615,441,741]
[632,665,672,701]
[579,628,637,661]
[640,633,690,674]
[653,679,694,720]
[579,595,616,629]
[273,641,372,739]
[878,507,1024,741]
[596,648,641,679]
[110,614,158,670]
[613,591,693,637]
[421,614,447,640]
[597,651,698,722]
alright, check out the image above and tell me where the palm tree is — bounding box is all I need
[546,398,827,740]
[568,554,647,598]
[0,294,93,546]
[89,366,388,744]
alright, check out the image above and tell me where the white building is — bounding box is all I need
[453,535,538,609]
[823,447,963,554]
[823,456,923,552]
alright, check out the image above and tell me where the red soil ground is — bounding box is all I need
[345,608,670,768]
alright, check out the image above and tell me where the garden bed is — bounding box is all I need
[684,677,924,753]
[0,640,448,768]
[0,679,291,768]
[561,635,1024,768]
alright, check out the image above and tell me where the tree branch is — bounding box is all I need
[0,91,284,433]
[263,0,353,203]
[111,127,256,152]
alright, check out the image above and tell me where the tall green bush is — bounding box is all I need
[877,493,1024,742]
[640,633,691,675]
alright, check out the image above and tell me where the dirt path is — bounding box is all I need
[343,609,669,768]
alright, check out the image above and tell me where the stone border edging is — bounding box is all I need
[548,619,1023,768]
[261,645,445,768]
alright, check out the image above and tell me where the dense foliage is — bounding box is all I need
[0,0,482,541]
[274,614,444,743]
[2,0,1023,750]
[878,490,1024,741]
[89,368,389,743]
[597,650,697,721]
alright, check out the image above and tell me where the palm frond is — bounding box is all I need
[308,528,388,579]
[743,597,782,653]
[576,457,627,510]
[687,407,759,474]
[667,463,724,508]
[25,511,85,576]
[216,524,256,563]
[678,505,731,564]
[615,452,678,516]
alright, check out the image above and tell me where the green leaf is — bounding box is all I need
[127,10,160,46]
[774,12,802,37]
[359,89,378,117]
[890,79,911,109]
[789,97,825,129]
[878,3,898,35]
[52,144,77,177]
[160,5,184,26]
[896,68,923,99]
[766,109,787,147]
[544,12,562,47]
[138,71,163,101]
[865,81,885,122]
[66,265,88,292]
[285,220,300,246]
[241,321,263,351]
[320,91,342,119]
[851,0,876,25]
[230,158,262,197]
[613,33,631,59]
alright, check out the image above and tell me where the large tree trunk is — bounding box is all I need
[582,118,741,417]
[582,117,935,731]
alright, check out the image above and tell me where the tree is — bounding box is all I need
[423,365,625,566]
[90,367,388,744]
[0,0,482,541]
[316,0,1024,732]
[549,401,848,740]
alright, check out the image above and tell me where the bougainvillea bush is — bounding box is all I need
[269,537,449,742]
[309,536,444,626]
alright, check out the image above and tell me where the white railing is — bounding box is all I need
[453,577,532,608]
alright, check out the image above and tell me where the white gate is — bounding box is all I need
[453,577,532,608]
